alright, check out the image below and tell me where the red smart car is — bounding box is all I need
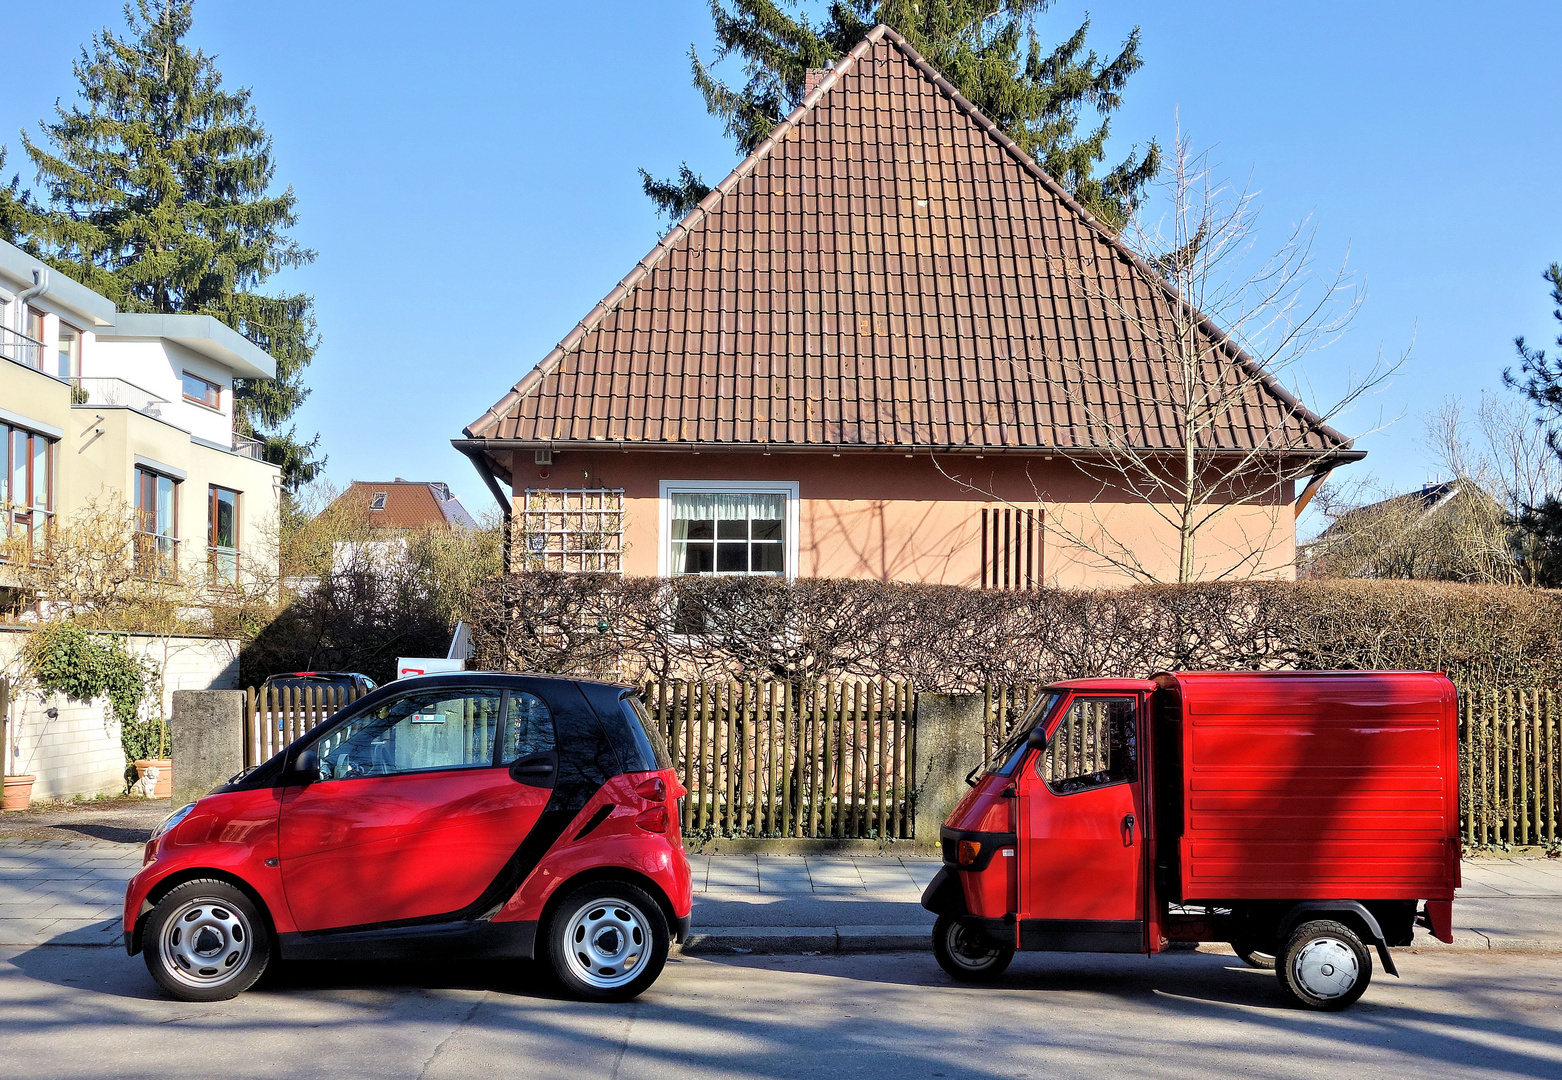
[123,673,691,1003]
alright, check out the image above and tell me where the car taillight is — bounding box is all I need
[957,840,982,866]
[635,806,669,833]
[636,777,667,802]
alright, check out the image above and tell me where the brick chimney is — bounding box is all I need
[803,67,831,95]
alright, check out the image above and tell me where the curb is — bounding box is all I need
[682,924,930,955]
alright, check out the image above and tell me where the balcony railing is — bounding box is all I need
[232,432,265,460]
[133,533,180,581]
[71,377,170,416]
[0,325,45,371]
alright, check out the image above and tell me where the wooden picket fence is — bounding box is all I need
[642,678,915,840]
[243,685,368,768]
[1462,688,1559,847]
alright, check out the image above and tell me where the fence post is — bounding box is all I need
[911,691,987,849]
[170,690,244,806]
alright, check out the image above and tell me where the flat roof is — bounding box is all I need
[0,240,116,327]
[98,313,276,379]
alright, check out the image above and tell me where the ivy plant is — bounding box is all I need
[22,623,163,760]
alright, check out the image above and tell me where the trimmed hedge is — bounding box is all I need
[467,574,1562,692]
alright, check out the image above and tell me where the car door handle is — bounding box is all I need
[509,751,558,787]
[1123,813,1136,846]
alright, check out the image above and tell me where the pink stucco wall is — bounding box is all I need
[507,450,1297,587]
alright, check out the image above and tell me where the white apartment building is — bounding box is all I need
[0,238,282,597]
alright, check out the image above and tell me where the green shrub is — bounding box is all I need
[22,623,163,761]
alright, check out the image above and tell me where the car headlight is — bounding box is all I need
[152,803,195,842]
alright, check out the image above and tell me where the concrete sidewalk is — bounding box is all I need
[1,835,1559,957]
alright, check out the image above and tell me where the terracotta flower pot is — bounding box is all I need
[2,774,35,811]
[134,759,173,800]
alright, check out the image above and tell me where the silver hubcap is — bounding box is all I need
[947,922,1002,969]
[159,898,252,989]
[1293,937,1359,999]
[564,898,651,989]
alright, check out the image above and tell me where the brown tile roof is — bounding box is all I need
[327,481,477,530]
[465,25,1356,460]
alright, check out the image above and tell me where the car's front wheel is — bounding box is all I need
[547,881,670,1002]
[932,914,1014,982]
[143,879,270,1001]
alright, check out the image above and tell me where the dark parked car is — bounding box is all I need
[124,673,691,1003]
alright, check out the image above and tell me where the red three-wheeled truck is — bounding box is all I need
[922,670,1461,1010]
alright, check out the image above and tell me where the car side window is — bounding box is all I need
[499,690,556,762]
[1037,696,1138,795]
[315,690,502,781]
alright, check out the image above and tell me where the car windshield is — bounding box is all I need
[984,691,1063,776]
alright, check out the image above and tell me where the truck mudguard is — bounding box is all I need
[1278,900,1399,978]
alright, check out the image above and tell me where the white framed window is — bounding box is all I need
[658,480,799,579]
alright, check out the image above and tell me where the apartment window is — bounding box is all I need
[134,466,179,579]
[56,324,80,379]
[661,482,796,577]
[208,486,240,585]
[981,507,1042,589]
[181,370,222,409]
[0,423,54,556]
[25,308,46,370]
[519,488,624,572]
[369,491,388,511]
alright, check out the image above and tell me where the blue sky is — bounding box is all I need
[4,2,1559,531]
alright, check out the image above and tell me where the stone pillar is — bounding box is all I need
[910,692,987,849]
[171,690,244,805]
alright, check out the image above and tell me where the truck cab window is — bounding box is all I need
[1038,696,1137,794]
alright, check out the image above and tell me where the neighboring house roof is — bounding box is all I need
[1309,481,1498,541]
[464,24,1357,465]
[326,480,477,530]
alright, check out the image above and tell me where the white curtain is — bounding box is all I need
[670,491,784,523]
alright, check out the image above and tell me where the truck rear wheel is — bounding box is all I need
[932,915,1013,983]
[1277,919,1372,1010]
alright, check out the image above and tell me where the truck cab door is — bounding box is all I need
[1016,694,1145,952]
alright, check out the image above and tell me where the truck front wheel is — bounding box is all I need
[932,915,1014,983]
[1277,919,1372,1010]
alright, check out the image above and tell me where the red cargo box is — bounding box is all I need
[1155,671,1460,902]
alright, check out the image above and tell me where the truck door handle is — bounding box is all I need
[1123,813,1136,846]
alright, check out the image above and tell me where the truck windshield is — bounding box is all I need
[984,691,1062,776]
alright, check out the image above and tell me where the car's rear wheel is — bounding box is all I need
[143,879,270,1002]
[932,914,1014,982]
[547,881,669,1002]
[1277,919,1372,1010]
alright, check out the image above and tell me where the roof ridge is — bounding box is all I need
[464,26,892,439]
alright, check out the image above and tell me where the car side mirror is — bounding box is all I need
[291,749,320,784]
[1026,726,1048,749]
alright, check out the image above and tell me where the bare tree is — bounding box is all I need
[940,132,1400,584]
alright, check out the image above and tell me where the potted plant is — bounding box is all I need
[0,678,31,811]
[130,715,171,799]
[2,773,35,811]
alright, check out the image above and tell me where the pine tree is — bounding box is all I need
[2,0,322,489]
[1506,262,1562,585]
[641,0,1157,231]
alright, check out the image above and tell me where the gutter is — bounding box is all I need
[15,267,49,314]
[452,437,1369,466]
[454,441,514,574]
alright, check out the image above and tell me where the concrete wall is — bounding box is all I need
[0,628,240,801]
[508,449,1297,588]
[86,337,236,447]
[67,407,280,585]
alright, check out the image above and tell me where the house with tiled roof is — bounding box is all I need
[456,25,1362,587]
[324,480,476,531]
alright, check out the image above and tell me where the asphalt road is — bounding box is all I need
[2,945,1558,1080]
